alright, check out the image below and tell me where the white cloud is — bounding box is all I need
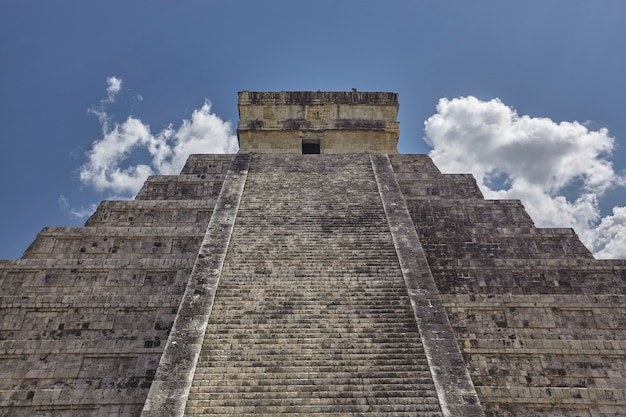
[592,207,626,259]
[58,195,98,219]
[88,77,124,131]
[106,76,122,102]
[79,77,238,197]
[424,96,626,259]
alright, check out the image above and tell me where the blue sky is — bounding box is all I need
[2,1,626,258]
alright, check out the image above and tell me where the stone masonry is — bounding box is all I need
[1,91,625,417]
[0,154,233,416]
[237,91,399,154]
[391,154,626,417]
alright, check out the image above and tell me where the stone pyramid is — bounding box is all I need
[1,91,624,417]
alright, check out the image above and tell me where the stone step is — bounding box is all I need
[203,341,421,350]
[388,154,443,175]
[192,374,436,387]
[205,309,418,318]
[405,198,534,226]
[220,265,404,273]
[187,394,442,404]
[201,337,424,346]
[187,398,442,409]
[195,350,429,360]
[0,388,147,408]
[209,293,412,301]
[188,389,440,401]
[434,268,626,295]
[208,300,416,311]
[0,293,182,309]
[418,225,580,238]
[422,240,592,259]
[203,313,419,321]
[389,155,481,197]
[204,314,418,323]
[22,225,204,259]
[24,225,205,238]
[427,257,609,270]
[0,364,156,390]
[85,199,214,227]
[212,271,407,278]
[0,338,167,355]
[0,257,196,269]
[179,154,234,175]
[190,414,441,417]
[0,274,188,296]
[396,174,484,199]
[476,386,626,409]
[135,175,224,200]
[192,367,432,376]
[204,321,420,330]
[185,404,442,415]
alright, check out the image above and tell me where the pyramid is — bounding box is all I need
[1,92,624,417]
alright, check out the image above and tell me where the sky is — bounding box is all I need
[1,1,626,259]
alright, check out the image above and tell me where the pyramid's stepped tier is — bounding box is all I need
[408,199,594,259]
[185,154,444,416]
[408,199,536,227]
[0,158,231,415]
[433,263,626,296]
[418,225,593,259]
[85,200,214,227]
[135,154,234,201]
[135,175,225,201]
[22,226,205,260]
[391,155,484,199]
[389,154,626,416]
[178,154,234,176]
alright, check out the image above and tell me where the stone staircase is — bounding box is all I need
[185,154,444,416]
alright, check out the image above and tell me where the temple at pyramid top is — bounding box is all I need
[237,91,400,154]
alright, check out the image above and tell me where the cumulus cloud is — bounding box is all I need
[591,207,626,259]
[79,77,238,197]
[424,96,626,259]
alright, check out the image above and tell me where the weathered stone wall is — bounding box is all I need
[237,91,399,153]
[0,154,234,416]
[390,154,626,417]
[237,129,399,154]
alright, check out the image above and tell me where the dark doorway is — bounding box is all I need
[302,142,320,154]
